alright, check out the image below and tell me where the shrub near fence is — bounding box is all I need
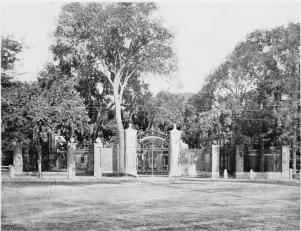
[178,148,200,176]
[179,145,220,178]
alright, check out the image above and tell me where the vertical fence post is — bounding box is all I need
[250,169,254,180]
[67,140,76,179]
[235,145,244,179]
[94,138,102,179]
[168,124,182,177]
[211,144,220,179]
[281,145,290,179]
[13,141,23,174]
[9,165,15,179]
[224,169,228,180]
[124,124,138,177]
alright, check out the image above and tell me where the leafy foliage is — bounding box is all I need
[195,23,300,147]
[131,91,197,145]
[1,36,23,87]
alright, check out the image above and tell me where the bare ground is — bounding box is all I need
[1,177,300,230]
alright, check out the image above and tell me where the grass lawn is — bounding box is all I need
[1,178,300,230]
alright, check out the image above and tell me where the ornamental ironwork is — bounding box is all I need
[137,125,167,140]
[137,134,169,176]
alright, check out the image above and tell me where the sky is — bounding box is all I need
[1,1,300,94]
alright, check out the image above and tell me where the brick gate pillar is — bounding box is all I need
[13,141,23,173]
[124,124,138,177]
[211,144,220,179]
[235,145,244,179]
[281,145,290,179]
[94,138,102,179]
[67,139,76,179]
[168,124,182,177]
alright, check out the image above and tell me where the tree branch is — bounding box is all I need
[120,69,135,100]
[98,59,114,87]
[222,83,237,99]
[117,49,125,68]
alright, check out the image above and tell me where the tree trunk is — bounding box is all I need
[113,88,125,174]
[37,137,42,178]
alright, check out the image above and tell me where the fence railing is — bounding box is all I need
[1,166,10,171]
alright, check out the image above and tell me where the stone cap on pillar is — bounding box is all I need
[12,139,22,146]
[95,137,102,144]
[68,137,77,146]
[170,124,182,134]
[94,137,103,147]
[68,142,77,147]
[125,123,137,133]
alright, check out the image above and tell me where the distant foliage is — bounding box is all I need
[1,36,23,87]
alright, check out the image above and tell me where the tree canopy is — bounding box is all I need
[51,2,177,172]
[1,62,90,176]
[193,23,300,147]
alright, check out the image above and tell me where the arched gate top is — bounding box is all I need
[139,136,165,142]
[137,135,168,149]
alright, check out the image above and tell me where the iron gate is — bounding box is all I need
[137,136,169,176]
[220,143,234,174]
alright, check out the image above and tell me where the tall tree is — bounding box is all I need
[51,3,177,172]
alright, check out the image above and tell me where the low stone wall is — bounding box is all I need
[101,147,119,174]
[178,164,197,176]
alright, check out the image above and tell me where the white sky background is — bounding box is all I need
[1,1,300,94]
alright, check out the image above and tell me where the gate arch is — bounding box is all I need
[137,135,169,176]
